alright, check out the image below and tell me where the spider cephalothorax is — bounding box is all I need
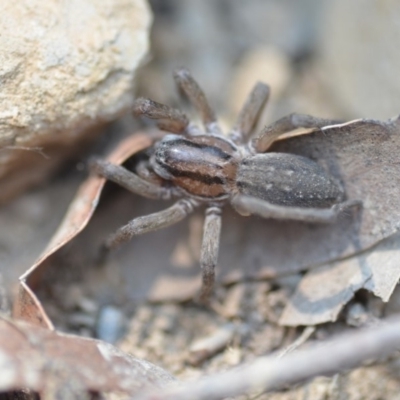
[91,68,360,302]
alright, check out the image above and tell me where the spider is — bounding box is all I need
[90,68,361,302]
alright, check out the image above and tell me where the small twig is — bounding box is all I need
[248,326,316,400]
[188,323,237,366]
[1,145,49,159]
[278,326,316,358]
[134,316,400,400]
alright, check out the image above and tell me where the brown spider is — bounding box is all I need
[90,68,360,302]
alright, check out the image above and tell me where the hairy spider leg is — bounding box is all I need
[251,113,343,153]
[199,206,222,303]
[90,159,172,200]
[231,195,361,223]
[229,82,270,143]
[133,98,189,134]
[99,198,199,258]
[173,67,222,135]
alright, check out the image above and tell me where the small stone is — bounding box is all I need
[96,305,126,344]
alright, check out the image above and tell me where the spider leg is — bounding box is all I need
[133,98,189,134]
[198,206,222,303]
[251,113,343,153]
[173,67,222,135]
[229,82,270,143]
[231,195,361,223]
[89,159,171,200]
[100,198,199,259]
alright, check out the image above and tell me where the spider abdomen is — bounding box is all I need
[236,153,344,208]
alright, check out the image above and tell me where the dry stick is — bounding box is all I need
[134,316,400,400]
[277,326,316,359]
[248,326,316,400]
[1,145,49,159]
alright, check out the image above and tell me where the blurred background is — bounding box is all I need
[138,0,400,124]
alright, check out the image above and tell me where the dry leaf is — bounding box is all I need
[0,317,175,396]
[280,231,400,326]
[14,116,400,327]
[272,117,400,325]
[13,131,157,327]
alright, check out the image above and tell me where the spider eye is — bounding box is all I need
[150,152,173,180]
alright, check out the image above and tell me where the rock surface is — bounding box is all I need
[0,0,152,202]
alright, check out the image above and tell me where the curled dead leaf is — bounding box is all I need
[14,116,400,328]
[0,317,175,396]
[275,116,400,325]
[13,131,158,327]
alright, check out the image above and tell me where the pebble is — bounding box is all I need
[96,305,126,344]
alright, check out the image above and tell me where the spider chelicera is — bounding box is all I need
[90,68,360,302]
